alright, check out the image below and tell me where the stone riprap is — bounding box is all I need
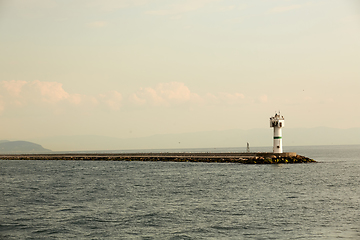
[0,152,315,164]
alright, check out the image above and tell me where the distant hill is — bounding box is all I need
[0,141,52,154]
[28,127,360,152]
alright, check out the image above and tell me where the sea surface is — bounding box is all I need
[1,145,360,239]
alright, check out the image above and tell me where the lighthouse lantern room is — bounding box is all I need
[270,112,285,153]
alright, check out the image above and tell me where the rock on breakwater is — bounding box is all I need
[0,152,315,164]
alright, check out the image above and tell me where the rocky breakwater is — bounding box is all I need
[243,154,315,164]
[0,152,315,164]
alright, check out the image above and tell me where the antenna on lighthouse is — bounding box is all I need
[270,112,285,153]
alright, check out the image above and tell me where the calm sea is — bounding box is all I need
[1,145,360,239]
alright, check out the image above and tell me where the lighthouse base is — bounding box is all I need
[257,152,297,158]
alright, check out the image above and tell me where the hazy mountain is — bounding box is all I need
[28,127,360,152]
[0,141,52,154]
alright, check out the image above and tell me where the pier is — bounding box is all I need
[0,152,315,164]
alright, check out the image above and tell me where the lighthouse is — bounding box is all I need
[270,112,285,153]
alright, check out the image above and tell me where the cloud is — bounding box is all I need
[31,80,70,103]
[0,97,4,114]
[0,80,125,115]
[130,82,246,107]
[258,94,268,103]
[67,93,84,105]
[157,82,192,101]
[129,93,147,106]
[205,92,245,105]
[1,80,27,97]
[270,4,302,13]
[130,82,199,106]
[99,90,122,110]
[0,80,109,114]
[219,92,245,101]
[0,80,248,114]
[1,80,71,106]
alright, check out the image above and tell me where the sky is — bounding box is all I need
[0,0,359,141]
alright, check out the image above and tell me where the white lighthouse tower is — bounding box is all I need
[270,112,285,153]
